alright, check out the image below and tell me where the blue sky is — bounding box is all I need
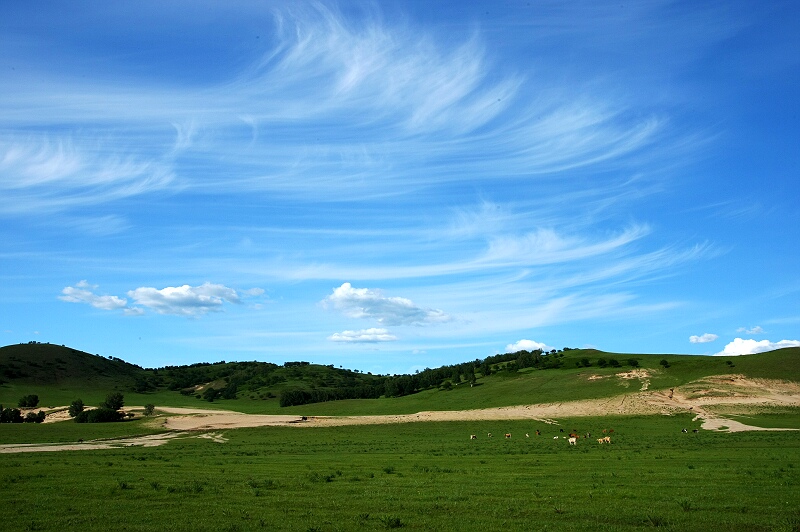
[1,0,798,374]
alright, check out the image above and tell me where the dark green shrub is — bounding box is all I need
[24,411,46,423]
[203,387,221,402]
[68,399,84,418]
[75,408,124,423]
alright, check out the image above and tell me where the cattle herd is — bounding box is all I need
[470,426,702,443]
[469,428,615,445]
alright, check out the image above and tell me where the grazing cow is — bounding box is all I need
[470,434,477,440]
[505,433,512,439]
[554,436,559,440]
[488,433,492,438]
[598,437,611,444]
[682,428,688,433]
[604,436,611,444]
[597,438,604,444]
[535,430,541,436]
[525,433,530,438]
[692,429,699,433]
[568,437,577,446]
[560,428,564,433]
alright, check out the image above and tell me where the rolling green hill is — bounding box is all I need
[1,342,798,415]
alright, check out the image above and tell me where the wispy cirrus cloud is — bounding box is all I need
[322,282,450,326]
[0,136,176,214]
[0,2,673,214]
[737,326,764,334]
[60,281,262,317]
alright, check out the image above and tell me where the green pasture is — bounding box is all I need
[2,413,799,531]
[0,417,166,445]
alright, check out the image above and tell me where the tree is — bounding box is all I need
[143,404,155,416]
[68,399,85,418]
[101,392,124,411]
[18,394,39,408]
[660,359,670,368]
[1,406,24,423]
[628,358,640,368]
[24,411,46,423]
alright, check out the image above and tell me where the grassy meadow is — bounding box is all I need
[3,345,800,530]
[2,413,800,531]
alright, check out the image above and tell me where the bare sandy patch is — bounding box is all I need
[0,432,185,454]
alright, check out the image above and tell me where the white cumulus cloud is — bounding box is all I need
[322,283,450,326]
[328,328,398,343]
[714,338,800,356]
[505,339,554,353]
[59,281,128,311]
[689,333,718,344]
[60,281,263,317]
[127,283,241,316]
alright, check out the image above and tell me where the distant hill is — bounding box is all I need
[0,343,143,388]
[1,342,798,412]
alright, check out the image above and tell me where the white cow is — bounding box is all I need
[568,437,577,445]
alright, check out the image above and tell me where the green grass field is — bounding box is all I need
[2,345,800,530]
[2,413,799,531]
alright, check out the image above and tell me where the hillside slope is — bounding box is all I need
[1,343,798,415]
